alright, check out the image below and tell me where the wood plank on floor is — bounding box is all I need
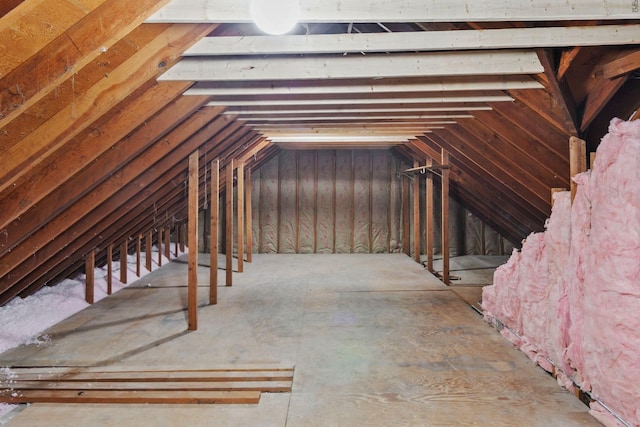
[4,381,292,393]
[0,389,261,405]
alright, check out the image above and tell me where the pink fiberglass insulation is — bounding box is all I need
[483,193,571,374]
[575,118,640,426]
[543,191,573,376]
[483,118,640,427]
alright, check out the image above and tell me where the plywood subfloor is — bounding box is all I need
[0,254,598,426]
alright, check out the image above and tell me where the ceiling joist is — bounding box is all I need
[186,25,640,56]
[147,0,640,23]
[206,94,513,107]
[159,51,544,82]
[184,76,543,96]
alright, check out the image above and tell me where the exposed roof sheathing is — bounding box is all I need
[1,0,639,305]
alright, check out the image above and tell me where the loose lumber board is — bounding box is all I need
[0,389,260,404]
[4,381,292,393]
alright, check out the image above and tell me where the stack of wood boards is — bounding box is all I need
[0,366,293,405]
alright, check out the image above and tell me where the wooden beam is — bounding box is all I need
[209,95,512,107]
[187,25,640,56]
[136,235,142,277]
[0,22,215,194]
[185,75,542,96]
[160,51,543,82]
[226,159,234,286]
[188,151,199,330]
[164,227,171,260]
[557,47,583,81]
[85,250,95,304]
[210,159,219,305]
[245,167,253,263]
[106,243,113,295]
[580,75,628,132]
[0,0,173,130]
[148,0,640,22]
[0,108,223,274]
[596,48,640,79]
[402,173,410,256]
[120,241,127,284]
[441,149,450,286]
[536,49,579,135]
[425,157,434,273]
[570,136,587,203]
[146,230,153,272]
[230,105,493,115]
[158,229,163,267]
[236,162,244,273]
[412,160,421,263]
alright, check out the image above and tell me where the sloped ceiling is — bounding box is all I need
[0,0,639,305]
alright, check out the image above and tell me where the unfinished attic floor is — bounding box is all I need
[0,254,597,427]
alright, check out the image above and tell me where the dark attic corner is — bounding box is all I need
[0,1,639,426]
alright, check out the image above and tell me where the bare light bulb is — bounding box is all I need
[250,0,300,35]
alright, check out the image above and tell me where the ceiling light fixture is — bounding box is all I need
[250,0,300,35]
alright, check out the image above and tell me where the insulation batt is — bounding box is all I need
[482,118,640,427]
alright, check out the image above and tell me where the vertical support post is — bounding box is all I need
[480,222,486,255]
[441,149,450,285]
[425,157,434,272]
[164,227,171,260]
[210,159,219,305]
[158,228,163,267]
[136,235,141,277]
[107,244,113,295]
[246,167,253,262]
[174,226,179,257]
[402,172,410,256]
[180,223,186,252]
[589,152,596,170]
[226,159,235,286]
[85,250,95,304]
[120,241,127,284]
[188,151,199,331]
[569,136,586,203]
[413,159,421,263]
[146,230,153,271]
[237,162,245,273]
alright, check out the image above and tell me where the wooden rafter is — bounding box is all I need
[0,0,172,130]
[0,23,216,194]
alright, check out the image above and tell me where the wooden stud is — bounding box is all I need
[180,223,186,253]
[210,159,220,304]
[146,230,153,272]
[314,152,319,253]
[120,241,128,284]
[569,136,587,203]
[188,151,199,331]
[106,244,113,295]
[386,154,392,253]
[226,159,234,286]
[441,148,450,285]
[413,159,421,263]
[85,250,95,305]
[402,171,410,256]
[164,227,171,261]
[245,167,253,262]
[480,222,486,255]
[590,152,597,170]
[293,152,298,253]
[136,235,142,277]
[350,151,356,253]
[368,151,373,253]
[332,150,338,253]
[425,156,434,272]
[158,228,163,267]
[237,162,245,273]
